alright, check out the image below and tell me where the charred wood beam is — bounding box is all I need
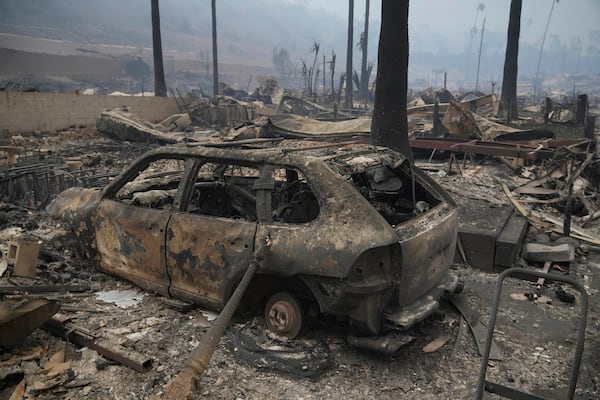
[0,284,90,295]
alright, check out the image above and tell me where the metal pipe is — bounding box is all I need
[163,252,263,399]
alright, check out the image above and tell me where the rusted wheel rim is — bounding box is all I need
[265,292,303,339]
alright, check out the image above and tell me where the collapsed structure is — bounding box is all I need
[0,84,599,399]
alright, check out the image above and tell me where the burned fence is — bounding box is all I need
[0,163,118,210]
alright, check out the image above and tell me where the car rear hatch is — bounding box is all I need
[345,156,458,328]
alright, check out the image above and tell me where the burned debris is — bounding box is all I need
[2,0,600,395]
[0,82,599,400]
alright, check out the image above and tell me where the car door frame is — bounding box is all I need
[94,153,191,298]
[165,156,258,309]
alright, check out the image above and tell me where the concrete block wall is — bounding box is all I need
[0,91,181,134]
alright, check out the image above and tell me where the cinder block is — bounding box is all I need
[457,201,512,271]
[458,228,498,271]
[8,239,40,278]
[495,212,528,268]
[523,243,575,263]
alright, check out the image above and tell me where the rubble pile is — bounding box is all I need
[0,89,599,399]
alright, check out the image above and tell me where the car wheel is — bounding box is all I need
[264,292,303,339]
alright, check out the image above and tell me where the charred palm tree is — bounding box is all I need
[212,0,219,96]
[151,0,167,97]
[371,0,411,158]
[500,0,522,121]
[359,0,370,99]
[345,0,354,109]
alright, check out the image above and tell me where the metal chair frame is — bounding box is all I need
[475,267,588,400]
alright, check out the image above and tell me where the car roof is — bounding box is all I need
[141,140,408,175]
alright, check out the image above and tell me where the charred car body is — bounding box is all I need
[48,142,459,341]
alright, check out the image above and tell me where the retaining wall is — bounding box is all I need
[0,91,180,134]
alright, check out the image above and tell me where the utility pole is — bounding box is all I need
[151,0,167,97]
[465,4,484,83]
[534,0,558,99]
[345,0,354,109]
[475,17,486,91]
[211,0,219,96]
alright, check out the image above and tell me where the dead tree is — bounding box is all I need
[345,0,354,109]
[301,42,320,100]
[211,0,219,96]
[500,0,522,121]
[371,0,411,159]
[330,51,337,98]
[359,0,370,99]
[151,0,167,97]
[338,73,346,104]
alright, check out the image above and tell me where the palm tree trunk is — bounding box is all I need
[344,0,354,109]
[500,0,522,121]
[371,0,411,159]
[359,0,370,99]
[212,0,219,96]
[151,0,167,97]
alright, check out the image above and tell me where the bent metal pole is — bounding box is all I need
[162,242,268,399]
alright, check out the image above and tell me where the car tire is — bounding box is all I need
[264,291,303,339]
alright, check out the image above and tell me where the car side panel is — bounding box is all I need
[165,212,256,309]
[255,161,399,279]
[95,199,171,297]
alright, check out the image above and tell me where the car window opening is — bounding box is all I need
[271,168,319,223]
[113,159,185,209]
[187,163,319,224]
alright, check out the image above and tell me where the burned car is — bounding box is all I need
[48,142,459,343]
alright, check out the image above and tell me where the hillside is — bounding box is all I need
[0,0,369,68]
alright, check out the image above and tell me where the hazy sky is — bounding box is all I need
[288,0,600,47]
[1,0,597,84]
